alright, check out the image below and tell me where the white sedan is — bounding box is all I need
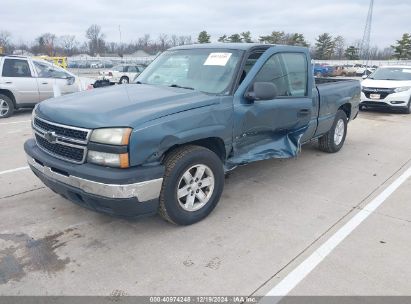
[99,64,145,84]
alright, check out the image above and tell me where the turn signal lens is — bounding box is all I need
[119,153,129,168]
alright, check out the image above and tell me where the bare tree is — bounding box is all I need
[107,42,117,54]
[178,35,192,45]
[34,33,56,56]
[170,35,178,47]
[59,35,78,56]
[86,24,105,55]
[0,30,11,52]
[158,33,169,50]
[333,35,345,59]
[142,34,151,47]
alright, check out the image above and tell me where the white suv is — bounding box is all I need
[361,66,411,114]
[0,55,94,118]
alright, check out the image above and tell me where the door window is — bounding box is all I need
[34,61,70,79]
[281,53,308,97]
[127,66,138,73]
[254,53,308,97]
[2,59,32,77]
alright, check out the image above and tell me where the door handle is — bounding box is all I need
[41,82,48,85]
[5,81,12,84]
[298,109,310,117]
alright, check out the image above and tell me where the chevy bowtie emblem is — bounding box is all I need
[44,131,57,143]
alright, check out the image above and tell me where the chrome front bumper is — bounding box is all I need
[27,157,163,202]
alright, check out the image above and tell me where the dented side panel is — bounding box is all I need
[227,46,314,169]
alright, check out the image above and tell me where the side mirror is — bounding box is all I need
[66,76,75,85]
[362,74,368,79]
[246,82,278,101]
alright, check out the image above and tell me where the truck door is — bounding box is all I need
[229,48,313,167]
[1,58,39,105]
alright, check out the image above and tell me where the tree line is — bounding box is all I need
[0,25,409,60]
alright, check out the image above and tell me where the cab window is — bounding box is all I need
[2,59,32,77]
[254,53,308,97]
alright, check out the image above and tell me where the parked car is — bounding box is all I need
[313,64,334,77]
[341,65,358,77]
[90,62,104,69]
[0,55,95,118]
[331,65,347,77]
[99,64,145,84]
[67,60,79,68]
[360,65,411,113]
[355,65,376,76]
[24,44,360,225]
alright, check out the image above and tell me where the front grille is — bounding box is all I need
[35,134,85,163]
[362,87,394,100]
[34,118,88,141]
[32,116,91,164]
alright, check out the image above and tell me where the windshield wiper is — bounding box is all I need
[169,84,195,90]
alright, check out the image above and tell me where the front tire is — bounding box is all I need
[404,100,411,114]
[318,110,348,153]
[159,145,224,225]
[0,94,14,118]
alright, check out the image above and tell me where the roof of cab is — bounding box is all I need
[169,43,274,51]
[169,43,310,54]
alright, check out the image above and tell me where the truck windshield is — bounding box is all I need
[135,49,242,94]
[369,67,411,81]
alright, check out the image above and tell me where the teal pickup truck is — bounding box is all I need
[24,43,360,225]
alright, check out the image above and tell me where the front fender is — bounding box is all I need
[129,99,233,166]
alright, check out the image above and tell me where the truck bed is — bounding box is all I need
[315,77,359,85]
[311,77,361,139]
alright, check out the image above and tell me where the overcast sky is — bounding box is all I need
[1,0,410,48]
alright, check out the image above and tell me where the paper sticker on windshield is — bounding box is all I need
[403,69,411,74]
[204,53,232,66]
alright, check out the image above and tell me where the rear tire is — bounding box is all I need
[318,110,348,153]
[159,145,224,225]
[0,94,14,118]
[119,76,129,84]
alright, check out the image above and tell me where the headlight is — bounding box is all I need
[394,86,411,93]
[90,128,132,145]
[87,151,129,168]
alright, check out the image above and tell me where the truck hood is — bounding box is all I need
[362,79,411,88]
[36,84,219,129]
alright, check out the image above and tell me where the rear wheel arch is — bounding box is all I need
[0,89,16,107]
[339,103,351,120]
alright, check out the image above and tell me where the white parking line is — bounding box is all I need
[0,166,29,175]
[262,165,411,301]
[0,120,31,126]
